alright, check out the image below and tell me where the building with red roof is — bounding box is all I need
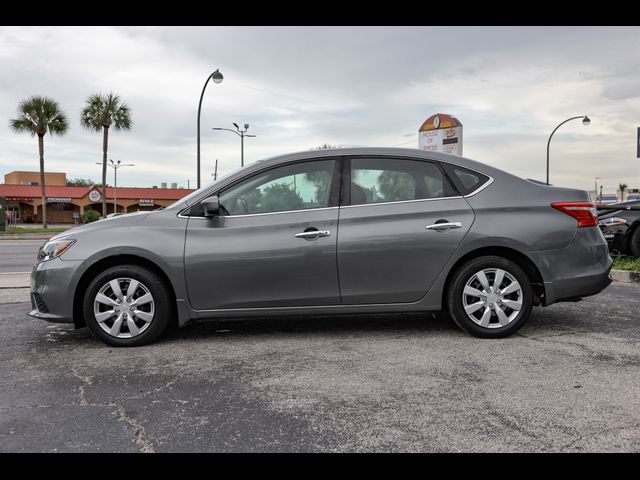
[0,171,194,224]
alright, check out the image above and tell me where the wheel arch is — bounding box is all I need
[442,246,546,308]
[73,254,178,329]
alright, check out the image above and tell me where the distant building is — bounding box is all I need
[0,171,194,224]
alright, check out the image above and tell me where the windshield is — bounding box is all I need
[165,165,247,209]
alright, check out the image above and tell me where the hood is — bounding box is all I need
[49,210,151,241]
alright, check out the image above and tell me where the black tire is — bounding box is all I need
[447,255,533,338]
[82,264,172,347]
[629,225,640,258]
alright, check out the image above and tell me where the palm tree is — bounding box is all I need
[619,183,628,202]
[80,93,132,217]
[10,96,69,228]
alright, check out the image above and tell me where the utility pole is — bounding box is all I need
[212,123,256,168]
[97,159,134,214]
[214,159,218,181]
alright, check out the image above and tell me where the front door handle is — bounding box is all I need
[294,230,331,239]
[425,222,462,231]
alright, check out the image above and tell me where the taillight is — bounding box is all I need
[551,202,597,228]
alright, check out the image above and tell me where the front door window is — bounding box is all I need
[219,160,335,216]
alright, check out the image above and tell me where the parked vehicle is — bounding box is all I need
[597,200,640,257]
[30,148,612,346]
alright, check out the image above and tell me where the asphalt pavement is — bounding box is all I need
[0,240,41,273]
[1,280,639,452]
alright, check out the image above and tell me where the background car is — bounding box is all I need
[597,199,640,257]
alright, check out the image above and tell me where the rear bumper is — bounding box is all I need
[530,227,613,305]
[543,268,612,304]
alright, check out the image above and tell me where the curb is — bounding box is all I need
[611,269,640,284]
[0,234,57,241]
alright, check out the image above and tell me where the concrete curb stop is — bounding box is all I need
[610,269,640,283]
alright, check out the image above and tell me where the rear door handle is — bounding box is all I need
[294,230,331,239]
[425,222,462,231]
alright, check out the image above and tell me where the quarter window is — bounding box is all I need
[349,157,457,206]
[219,160,335,215]
[440,163,491,196]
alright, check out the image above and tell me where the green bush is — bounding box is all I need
[82,209,101,224]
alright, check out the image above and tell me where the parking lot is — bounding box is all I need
[1,277,639,452]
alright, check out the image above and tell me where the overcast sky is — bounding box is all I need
[1,26,639,193]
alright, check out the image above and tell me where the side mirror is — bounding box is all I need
[201,195,220,217]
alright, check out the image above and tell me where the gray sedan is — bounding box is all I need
[29,148,612,346]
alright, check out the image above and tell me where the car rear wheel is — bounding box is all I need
[447,255,533,338]
[83,264,172,347]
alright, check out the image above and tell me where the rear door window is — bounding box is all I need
[348,157,458,206]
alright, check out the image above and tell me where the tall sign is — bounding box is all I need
[418,113,463,156]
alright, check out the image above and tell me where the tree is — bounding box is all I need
[82,209,101,223]
[619,183,628,202]
[377,171,415,202]
[9,96,68,228]
[80,93,132,217]
[67,178,95,187]
[260,183,304,213]
[314,144,341,150]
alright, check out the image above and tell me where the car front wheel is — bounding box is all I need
[82,264,172,347]
[447,255,533,338]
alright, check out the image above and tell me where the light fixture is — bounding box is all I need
[211,69,223,84]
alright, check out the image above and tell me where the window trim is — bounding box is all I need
[342,155,462,207]
[180,157,342,218]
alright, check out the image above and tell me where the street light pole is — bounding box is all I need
[197,69,224,189]
[594,177,601,204]
[212,123,256,167]
[546,115,590,185]
[98,159,135,213]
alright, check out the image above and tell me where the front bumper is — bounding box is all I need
[28,257,82,323]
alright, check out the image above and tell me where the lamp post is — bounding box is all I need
[197,69,224,189]
[212,123,256,167]
[97,159,135,214]
[546,115,590,185]
[594,177,601,204]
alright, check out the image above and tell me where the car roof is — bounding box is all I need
[255,147,508,178]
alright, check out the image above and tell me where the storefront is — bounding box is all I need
[0,174,194,224]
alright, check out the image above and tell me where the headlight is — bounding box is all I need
[598,217,628,227]
[37,238,76,262]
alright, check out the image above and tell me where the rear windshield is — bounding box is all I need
[440,163,491,195]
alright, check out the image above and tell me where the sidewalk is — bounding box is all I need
[0,272,30,288]
[0,273,30,304]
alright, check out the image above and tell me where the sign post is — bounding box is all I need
[418,113,463,156]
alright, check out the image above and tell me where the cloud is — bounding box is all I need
[1,26,639,193]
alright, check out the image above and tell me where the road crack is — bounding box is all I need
[113,403,155,453]
[71,367,93,406]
